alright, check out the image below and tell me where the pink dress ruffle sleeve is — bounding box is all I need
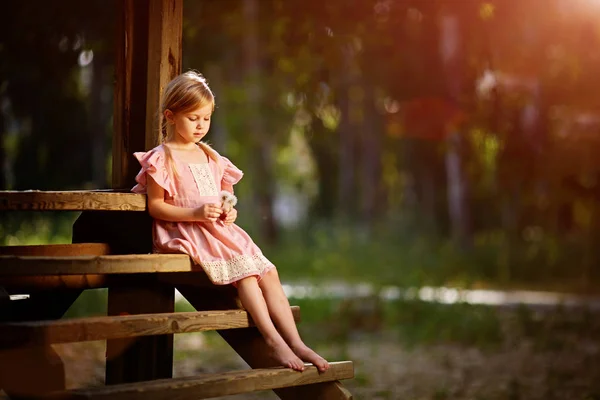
[132,145,275,285]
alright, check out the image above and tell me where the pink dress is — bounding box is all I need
[131,144,275,285]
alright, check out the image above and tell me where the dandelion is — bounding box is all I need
[219,190,238,213]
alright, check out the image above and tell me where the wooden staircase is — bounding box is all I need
[0,238,354,399]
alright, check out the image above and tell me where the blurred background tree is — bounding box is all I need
[2,0,600,291]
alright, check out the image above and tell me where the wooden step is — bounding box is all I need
[0,244,112,290]
[0,307,300,348]
[0,253,194,276]
[0,190,146,211]
[45,362,354,400]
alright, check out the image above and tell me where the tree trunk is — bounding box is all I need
[336,44,359,220]
[204,63,228,153]
[439,13,471,247]
[308,117,337,219]
[243,0,278,244]
[359,83,383,228]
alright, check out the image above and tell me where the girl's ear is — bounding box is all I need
[164,109,175,124]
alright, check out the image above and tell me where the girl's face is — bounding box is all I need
[166,103,213,145]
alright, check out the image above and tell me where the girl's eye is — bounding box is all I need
[189,117,198,121]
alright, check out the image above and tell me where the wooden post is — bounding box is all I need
[112,0,182,189]
[108,0,182,383]
[146,0,183,150]
[106,280,175,384]
[113,0,149,189]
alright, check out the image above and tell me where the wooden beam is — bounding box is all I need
[0,191,146,211]
[106,283,174,385]
[113,0,183,188]
[46,362,354,400]
[113,0,150,189]
[0,254,194,276]
[0,307,301,348]
[146,0,183,150]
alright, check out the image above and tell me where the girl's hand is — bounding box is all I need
[195,203,223,222]
[222,208,237,225]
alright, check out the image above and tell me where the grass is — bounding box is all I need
[0,212,77,245]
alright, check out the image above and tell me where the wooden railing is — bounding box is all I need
[0,190,354,399]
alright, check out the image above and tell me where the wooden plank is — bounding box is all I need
[0,243,111,290]
[0,254,194,276]
[45,362,354,400]
[177,284,354,400]
[0,272,218,293]
[106,283,175,384]
[0,243,111,256]
[0,191,146,211]
[146,0,183,150]
[0,307,301,348]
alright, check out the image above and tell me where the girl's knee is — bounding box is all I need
[263,268,279,282]
[259,268,283,290]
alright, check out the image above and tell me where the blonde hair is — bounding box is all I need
[159,71,219,174]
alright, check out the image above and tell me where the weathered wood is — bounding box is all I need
[113,0,150,188]
[0,243,111,256]
[0,272,221,293]
[44,362,354,400]
[177,284,353,400]
[146,0,183,149]
[0,307,301,348]
[0,291,81,397]
[0,254,195,276]
[0,191,146,211]
[0,244,111,291]
[106,283,174,384]
[0,346,68,398]
[113,0,183,187]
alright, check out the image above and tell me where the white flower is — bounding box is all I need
[219,190,238,212]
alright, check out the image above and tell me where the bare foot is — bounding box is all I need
[266,338,305,372]
[290,342,329,373]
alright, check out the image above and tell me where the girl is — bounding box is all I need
[132,71,328,373]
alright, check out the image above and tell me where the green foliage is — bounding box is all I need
[268,222,599,290]
[0,212,77,245]
[63,288,107,318]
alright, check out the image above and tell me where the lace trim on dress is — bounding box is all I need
[189,164,219,196]
[201,253,274,284]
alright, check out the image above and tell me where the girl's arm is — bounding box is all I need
[146,175,222,222]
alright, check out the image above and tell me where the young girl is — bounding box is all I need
[132,71,328,373]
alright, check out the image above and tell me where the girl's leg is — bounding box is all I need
[236,276,305,371]
[259,269,329,372]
